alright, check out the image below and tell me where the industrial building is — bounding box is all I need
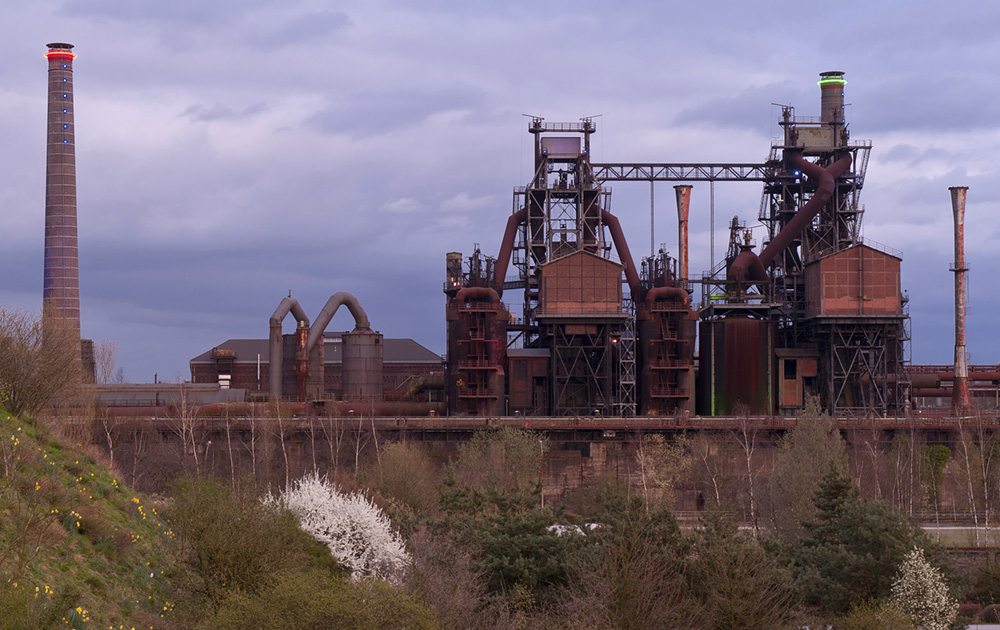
[442,71,946,419]
[189,333,443,400]
[42,44,987,420]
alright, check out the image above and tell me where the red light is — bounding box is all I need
[44,50,76,61]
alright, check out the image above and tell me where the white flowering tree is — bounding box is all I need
[269,473,410,583]
[889,547,957,630]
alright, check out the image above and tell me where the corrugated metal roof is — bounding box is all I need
[190,333,441,365]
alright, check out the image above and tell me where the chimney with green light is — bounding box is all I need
[818,70,846,125]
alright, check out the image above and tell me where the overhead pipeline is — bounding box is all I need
[269,297,309,400]
[600,208,642,298]
[494,208,528,296]
[306,291,371,352]
[728,152,853,286]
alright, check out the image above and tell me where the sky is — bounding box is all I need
[2,0,999,383]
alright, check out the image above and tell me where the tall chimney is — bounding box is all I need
[674,185,691,286]
[43,42,81,347]
[818,71,846,124]
[950,186,971,414]
[818,71,847,147]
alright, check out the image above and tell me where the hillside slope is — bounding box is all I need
[1,409,189,629]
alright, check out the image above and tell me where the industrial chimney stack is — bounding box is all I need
[950,186,971,414]
[43,42,81,351]
[674,185,691,286]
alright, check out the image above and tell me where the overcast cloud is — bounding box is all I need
[2,0,999,382]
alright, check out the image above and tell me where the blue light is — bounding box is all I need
[62,64,67,69]
[62,77,67,83]
[62,109,68,113]
[62,139,68,144]
[63,124,68,129]
[62,93,67,98]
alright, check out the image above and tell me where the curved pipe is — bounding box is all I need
[269,297,309,400]
[491,205,641,299]
[455,286,501,303]
[645,286,690,306]
[402,374,445,401]
[494,207,528,296]
[600,209,641,298]
[306,291,371,352]
[727,152,852,286]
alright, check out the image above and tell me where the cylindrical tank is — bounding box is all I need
[697,315,774,416]
[819,71,846,125]
[343,330,384,401]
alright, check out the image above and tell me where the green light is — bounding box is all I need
[818,77,847,87]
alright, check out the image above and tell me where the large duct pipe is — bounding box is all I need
[728,152,852,286]
[600,209,642,297]
[43,43,81,350]
[269,297,309,400]
[494,207,527,296]
[306,291,371,352]
[951,186,971,413]
[455,286,501,303]
[492,204,641,299]
[674,185,691,285]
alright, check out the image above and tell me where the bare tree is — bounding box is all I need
[731,404,762,531]
[635,433,691,510]
[92,338,121,384]
[320,411,346,476]
[0,307,81,417]
[764,397,848,538]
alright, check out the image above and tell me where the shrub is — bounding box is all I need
[838,601,916,630]
[270,472,409,583]
[167,476,337,603]
[0,581,79,630]
[204,570,436,630]
[981,603,1000,623]
[889,547,958,630]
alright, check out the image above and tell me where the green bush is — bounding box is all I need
[167,476,343,604]
[203,570,436,630]
[0,581,79,630]
[837,601,915,630]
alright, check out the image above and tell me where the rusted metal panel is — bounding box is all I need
[538,251,623,318]
[698,316,774,416]
[804,244,902,317]
[508,352,549,414]
[540,136,581,158]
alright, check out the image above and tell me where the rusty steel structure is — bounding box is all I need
[442,70,924,419]
[446,119,695,417]
[268,292,381,403]
[43,43,81,347]
[696,71,910,417]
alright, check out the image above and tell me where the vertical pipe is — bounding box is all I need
[674,185,692,286]
[43,42,81,352]
[710,181,715,272]
[650,181,654,259]
[951,186,971,414]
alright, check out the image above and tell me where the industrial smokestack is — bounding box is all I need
[950,186,971,414]
[43,42,81,349]
[818,71,846,125]
[674,185,691,285]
